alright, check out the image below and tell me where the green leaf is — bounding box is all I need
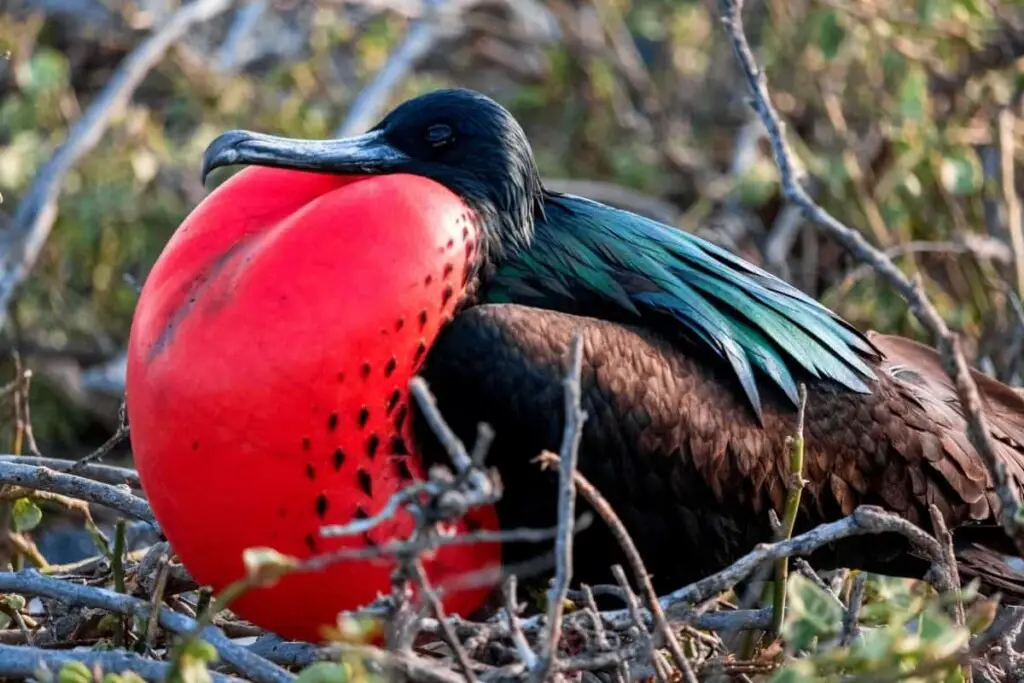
[898,67,930,121]
[14,48,70,97]
[0,593,26,628]
[940,151,980,195]
[57,662,93,683]
[176,639,219,683]
[296,662,351,683]
[918,607,970,658]
[769,659,817,683]
[814,9,846,59]
[12,497,42,532]
[783,573,843,651]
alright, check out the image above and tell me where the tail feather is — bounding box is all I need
[868,331,1024,519]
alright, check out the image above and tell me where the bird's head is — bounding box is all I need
[202,88,544,260]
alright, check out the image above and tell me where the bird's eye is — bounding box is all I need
[424,123,454,148]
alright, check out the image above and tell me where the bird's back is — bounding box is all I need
[416,304,1024,597]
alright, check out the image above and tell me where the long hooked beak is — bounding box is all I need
[201,129,410,184]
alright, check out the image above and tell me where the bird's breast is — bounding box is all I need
[126,166,498,641]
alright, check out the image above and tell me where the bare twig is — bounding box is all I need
[503,576,538,670]
[532,334,586,683]
[929,504,966,626]
[0,643,243,682]
[0,461,155,527]
[999,105,1024,302]
[717,0,1024,555]
[660,506,943,610]
[0,455,141,488]
[0,570,293,683]
[0,0,236,325]
[70,402,129,472]
[335,0,471,138]
[536,451,697,683]
[841,572,867,646]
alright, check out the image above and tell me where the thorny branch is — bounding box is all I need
[0,0,237,327]
[0,461,155,527]
[717,0,1024,556]
[0,570,294,683]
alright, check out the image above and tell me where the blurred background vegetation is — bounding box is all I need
[1,0,1023,460]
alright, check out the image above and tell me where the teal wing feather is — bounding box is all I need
[485,193,881,421]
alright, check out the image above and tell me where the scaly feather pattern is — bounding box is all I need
[485,193,883,420]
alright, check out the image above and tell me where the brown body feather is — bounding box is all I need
[415,304,1024,597]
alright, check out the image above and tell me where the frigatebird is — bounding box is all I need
[126,88,1024,642]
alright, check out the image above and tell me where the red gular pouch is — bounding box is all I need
[127,166,501,643]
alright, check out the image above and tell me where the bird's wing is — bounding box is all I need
[417,304,1024,594]
[485,193,880,421]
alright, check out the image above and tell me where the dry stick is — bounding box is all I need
[660,506,943,609]
[537,451,698,683]
[0,456,141,488]
[144,553,171,653]
[504,576,538,670]
[0,461,155,528]
[0,570,292,683]
[0,0,236,326]
[840,572,867,647]
[335,0,469,137]
[611,565,667,683]
[716,0,1024,555]
[771,384,808,636]
[532,334,586,683]
[999,105,1024,302]
[71,402,129,472]
[928,504,966,626]
[408,559,478,683]
[0,643,243,682]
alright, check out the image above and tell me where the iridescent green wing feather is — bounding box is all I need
[485,193,881,421]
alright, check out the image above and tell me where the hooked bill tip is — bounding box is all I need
[200,130,252,185]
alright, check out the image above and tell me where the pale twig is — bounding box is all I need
[658,506,943,610]
[0,570,293,683]
[0,0,236,325]
[70,401,129,472]
[408,559,478,683]
[929,504,966,626]
[0,461,155,527]
[335,0,474,137]
[717,0,1024,555]
[841,572,867,646]
[532,334,586,683]
[0,643,243,682]
[503,576,538,670]
[540,450,698,683]
[611,565,665,683]
[0,455,141,488]
[999,106,1024,301]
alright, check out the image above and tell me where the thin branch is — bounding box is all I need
[409,559,478,683]
[659,505,943,610]
[335,0,472,137]
[999,105,1024,302]
[0,455,141,488]
[0,570,293,683]
[0,0,237,325]
[717,0,1024,555]
[70,401,129,472]
[532,333,586,683]
[0,643,244,682]
[0,461,155,527]
[539,451,697,683]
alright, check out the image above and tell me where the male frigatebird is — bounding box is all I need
[126,88,1024,643]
